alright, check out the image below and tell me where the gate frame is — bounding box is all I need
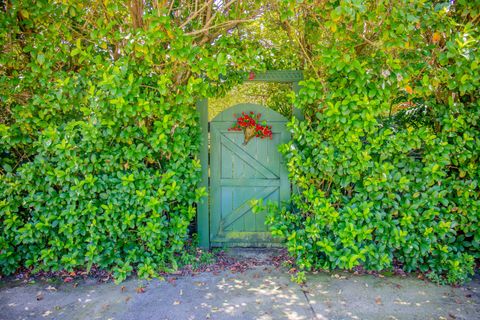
[196,70,304,248]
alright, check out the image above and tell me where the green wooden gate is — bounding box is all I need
[196,70,304,248]
[210,103,290,247]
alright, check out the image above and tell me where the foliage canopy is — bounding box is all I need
[263,0,479,284]
[0,0,267,282]
[1,0,479,285]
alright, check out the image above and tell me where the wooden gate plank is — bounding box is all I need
[220,135,278,179]
[210,103,290,247]
[196,99,209,248]
[220,178,280,187]
[221,186,278,229]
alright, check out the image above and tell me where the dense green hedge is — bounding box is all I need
[1,0,478,286]
[0,1,262,281]
[265,0,479,284]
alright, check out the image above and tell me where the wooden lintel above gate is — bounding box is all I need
[246,70,304,83]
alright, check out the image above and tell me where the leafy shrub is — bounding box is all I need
[1,112,203,281]
[0,1,264,281]
[265,0,479,284]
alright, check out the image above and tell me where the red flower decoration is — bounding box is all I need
[229,111,273,142]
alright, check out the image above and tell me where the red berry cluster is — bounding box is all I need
[229,111,273,139]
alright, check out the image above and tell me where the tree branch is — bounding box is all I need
[180,0,214,28]
[186,18,253,36]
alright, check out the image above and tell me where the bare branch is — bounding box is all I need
[129,0,144,29]
[180,0,214,28]
[186,18,254,36]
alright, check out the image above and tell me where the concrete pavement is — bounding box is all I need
[1,250,479,320]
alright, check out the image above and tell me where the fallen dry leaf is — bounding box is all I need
[136,287,145,294]
[63,277,73,283]
[121,286,126,292]
[36,291,44,301]
[375,296,383,305]
[42,310,52,317]
[45,285,57,292]
[173,300,181,305]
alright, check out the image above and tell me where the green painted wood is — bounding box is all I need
[197,70,304,248]
[246,70,304,83]
[220,135,277,179]
[292,81,305,120]
[210,124,222,242]
[210,103,290,247]
[291,82,303,197]
[220,179,281,187]
[212,103,288,123]
[222,186,278,229]
[196,99,209,249]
